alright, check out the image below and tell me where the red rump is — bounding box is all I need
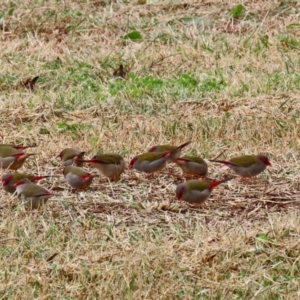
[81,174,93,182]
[176,187,184,200]
[162,151,171,158]
[2,175,13,186]
[32,176,46,182]
[176,158,187,163]
[209,180,222,190]
[148,146,157,152]
[129,157,138,169]
[15,153,26,161]
[13,180,26,187]
[15,145,27,150]
[86,159,97,163]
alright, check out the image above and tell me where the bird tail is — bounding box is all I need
[209,177,233,189]
[16,144,37,149]
[209,159,237,167]
[177,141,192,151]
[220,177,234,184]
[32,175,60,182]
[75,152,85,157]
[167,141,191,160]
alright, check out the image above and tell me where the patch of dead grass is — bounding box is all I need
[0,0,300,298]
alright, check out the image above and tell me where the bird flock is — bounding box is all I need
[0,142,272,209]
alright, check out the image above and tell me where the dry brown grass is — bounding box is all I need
[0,0,300,298]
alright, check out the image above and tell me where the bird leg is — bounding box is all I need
[239,177,254,183]
[145,173,158,179]
[183,173,208,180]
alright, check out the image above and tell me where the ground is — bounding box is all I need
[0,0,300,299]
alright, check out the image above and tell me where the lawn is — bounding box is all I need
[0,0,300,299]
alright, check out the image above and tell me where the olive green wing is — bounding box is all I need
[94,154,124,164]
[14,173,34,181]
[181,156,206,164]
[159,145,177,152]
[186,180,210,191]
[22,184,49,197]
[62,149,82,160]
[138,152,166,163]
[230,155,258,167]
[0,147,21,156]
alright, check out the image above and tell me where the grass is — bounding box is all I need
[1,0,300,298]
